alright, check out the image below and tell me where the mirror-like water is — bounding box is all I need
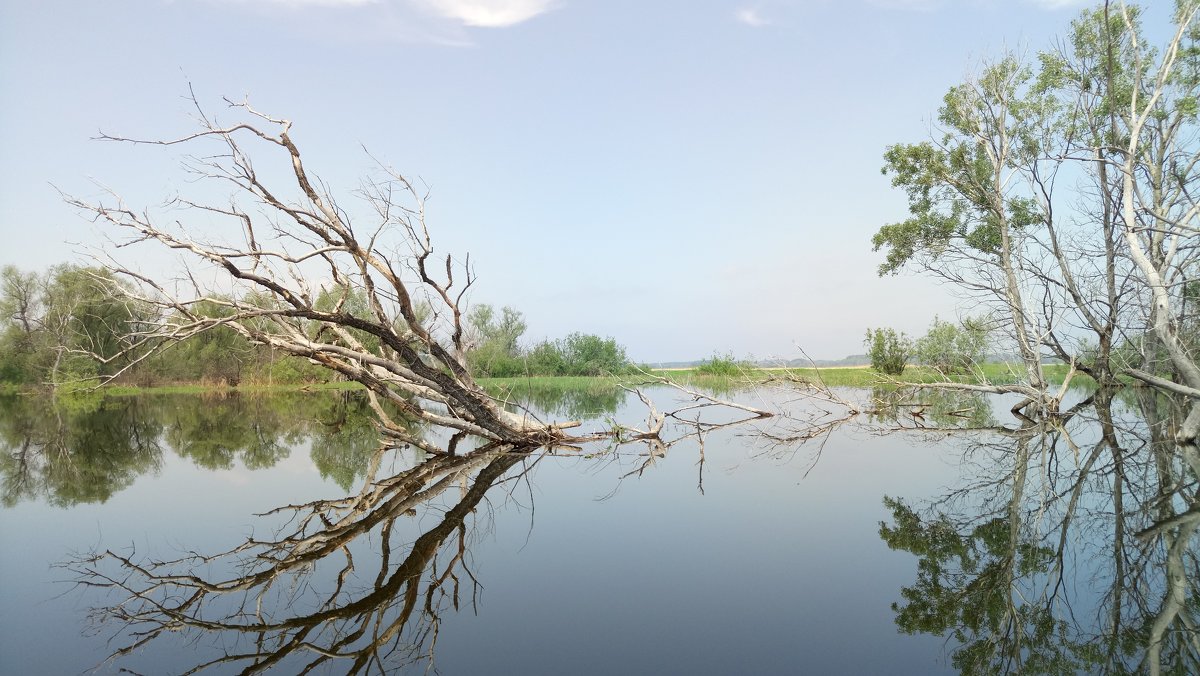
[0,384,1195,674]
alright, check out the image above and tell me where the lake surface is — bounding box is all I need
[0,384,1195,674]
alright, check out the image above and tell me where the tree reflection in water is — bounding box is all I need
[880,388,1199,674]
[0,386,629,506]
[0,394,163,507]
[36,383,1200,673]
[53,381,828,674]
[70,442,532,674]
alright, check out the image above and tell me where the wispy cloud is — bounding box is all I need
[418,0,557,27]
[734,7,770,27]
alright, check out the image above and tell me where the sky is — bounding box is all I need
[0,0,1151,363]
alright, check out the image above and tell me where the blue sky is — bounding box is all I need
[0,0,1137,361]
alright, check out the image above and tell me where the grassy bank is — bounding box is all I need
[0,380,368,398]
[642,363,1085,389]
[1,364,1088,398]
[104,381,366,396]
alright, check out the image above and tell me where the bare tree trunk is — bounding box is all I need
[1112,2,1200,447]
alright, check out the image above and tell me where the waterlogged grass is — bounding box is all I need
[481,376,631,389]
[5,362,1086,399]
[647,363,1085,389]
[480,375,637,401]
[102,381,365,397]
[480,376,632,421]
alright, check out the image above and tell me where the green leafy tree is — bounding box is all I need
[0,266,44,383]
[525,339,567,376]
[873,55,1050,395]
[915,316,989,375]
[146,299,257,386]
[312,284,383,354]
[873,1,1200,420]
[0,264,146,388]
[466,304,528,377]
[557,332,629,376]
[865,327,910,376]
[46,266,146,383]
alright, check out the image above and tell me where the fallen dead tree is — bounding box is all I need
[68,94,607,449]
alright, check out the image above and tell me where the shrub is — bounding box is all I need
[557,333,629,376]
[695,353,747,377]
[865,327,910,376]
[914,317,988,375]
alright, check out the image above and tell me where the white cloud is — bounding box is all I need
[418,0,557,27]
[734,7,770,27]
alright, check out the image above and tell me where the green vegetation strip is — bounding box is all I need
[100,381,366,397]
[0,364,1088,398]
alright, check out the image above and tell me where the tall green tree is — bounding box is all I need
[874,1,1200,428]
[147,299,257,385]
[0,266,44,383]
[465,304,527,377]
[0,264,145,387]
[874,56,1050,400]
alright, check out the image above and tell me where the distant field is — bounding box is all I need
[482,363,1083,390]
[638,362,1080,389]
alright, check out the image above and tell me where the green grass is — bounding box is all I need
[2,363,1089,398]
[101,381,365,397]
[645,363,1087,389]
[480,375,631,389]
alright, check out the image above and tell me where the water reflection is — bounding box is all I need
[0,391,426,504]
[69,443,533,674]
[0,395,163,506]
[162,393,300,470]
[10,382,1197,673]
[0,385,632,508]
[880,388,1200,673]
[487,379,627,422]
[866,386,997,429]
[52,382,787,674]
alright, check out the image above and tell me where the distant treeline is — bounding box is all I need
[462,304,633,378]
[0,264,636,390]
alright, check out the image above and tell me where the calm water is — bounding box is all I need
[0,384,1195,674]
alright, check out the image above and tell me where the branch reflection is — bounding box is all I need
[69,441,537,674]
[881,387,1200,674]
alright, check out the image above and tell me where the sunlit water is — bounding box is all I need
[0,384,1194,674]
